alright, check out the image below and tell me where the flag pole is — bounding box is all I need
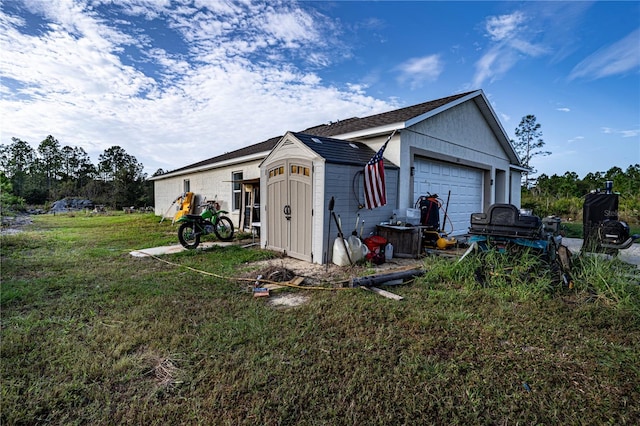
[382,129,398,147]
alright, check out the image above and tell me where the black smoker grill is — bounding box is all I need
[582,181,638,253]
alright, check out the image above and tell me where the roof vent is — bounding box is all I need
[349,143,359,149]
[311,137,322,144]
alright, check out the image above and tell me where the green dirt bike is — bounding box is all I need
[176,200,234,249]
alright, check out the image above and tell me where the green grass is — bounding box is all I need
[2,213,639,425]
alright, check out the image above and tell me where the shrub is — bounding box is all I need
[0,174,25,214]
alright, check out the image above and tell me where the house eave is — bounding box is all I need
[150,151,269,181]
[325,123,405,141]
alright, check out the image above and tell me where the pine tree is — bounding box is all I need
[512,115,550,188]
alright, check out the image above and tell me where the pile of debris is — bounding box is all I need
[49,198,94,213]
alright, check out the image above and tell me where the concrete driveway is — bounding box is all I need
[562,237,640,267]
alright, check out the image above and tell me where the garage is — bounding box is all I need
[412,158,483,236]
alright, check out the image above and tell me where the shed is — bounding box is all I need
[259,132,399,263]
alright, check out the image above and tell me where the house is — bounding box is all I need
[151,90,524,263]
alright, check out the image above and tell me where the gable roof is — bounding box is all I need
[292,132,398,168]
[152,90,517,180]
[302,91,475,138]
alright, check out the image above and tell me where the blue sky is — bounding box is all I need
[1,0,638,179]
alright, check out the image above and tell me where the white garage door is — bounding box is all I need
[413,158,483,236]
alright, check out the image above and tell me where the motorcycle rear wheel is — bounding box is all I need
[214,216,234,241]
[178,222,201,249]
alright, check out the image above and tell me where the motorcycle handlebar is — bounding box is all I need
[198,200,220,209]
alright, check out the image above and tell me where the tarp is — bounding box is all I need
[173,192,194,223]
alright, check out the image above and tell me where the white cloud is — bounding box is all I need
[600,127,639,138]
[0,0,395,173]
[472,45,518,87]
[472,10,549,87]
[395,55,443,89]
[568,136,584,143]
[620,129,639,138]
[557,107,570,112]
[485,11,525,42]
[569,28,640,80]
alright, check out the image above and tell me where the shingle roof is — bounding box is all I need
[157,91,476,177]
[292,133,398,168]
[302,91,475,137]
[165,136,281,175]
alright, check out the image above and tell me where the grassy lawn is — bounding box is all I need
[2,213,639,425]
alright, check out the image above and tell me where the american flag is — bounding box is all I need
[364,140,390,209]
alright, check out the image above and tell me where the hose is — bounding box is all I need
[352,171,365,210]
[135,250,353,290]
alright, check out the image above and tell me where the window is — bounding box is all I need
[232,171,243,210]
[290,164,310,176]
[183,179,190,193]
[269,166,285,178]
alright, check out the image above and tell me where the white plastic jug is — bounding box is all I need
[385,242,394,261]
[332,238,351,266]
[347,235,364,262]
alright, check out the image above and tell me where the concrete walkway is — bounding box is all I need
[130,241,237,257]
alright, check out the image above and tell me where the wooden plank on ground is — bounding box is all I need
[361,286,404,301]
[263,276,304,290]
[289,277,305,286]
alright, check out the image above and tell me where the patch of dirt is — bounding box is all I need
[1,214,33,235]
[246,256,427,288]
[268,293,311,308]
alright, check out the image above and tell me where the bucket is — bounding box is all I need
[364,235,387,252]
[364,236,387,264]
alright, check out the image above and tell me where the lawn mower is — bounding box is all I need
[467,203,564,260]
[466,203,573,287]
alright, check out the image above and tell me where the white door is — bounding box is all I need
[266,162,287,251]
[413,158,483,236]
[266,160,313,261]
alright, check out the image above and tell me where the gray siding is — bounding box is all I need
[323,163,399,261]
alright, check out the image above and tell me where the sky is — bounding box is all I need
[1,0,639,180]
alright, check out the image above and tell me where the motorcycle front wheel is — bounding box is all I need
[178,222,201,249]
[214,216,234,241]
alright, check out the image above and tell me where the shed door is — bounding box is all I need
[266,160,313,262]
[413,158,482,235]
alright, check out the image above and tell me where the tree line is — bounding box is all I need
[0,135,153,209]
[521,165,640,224]
[1,118,638,225]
